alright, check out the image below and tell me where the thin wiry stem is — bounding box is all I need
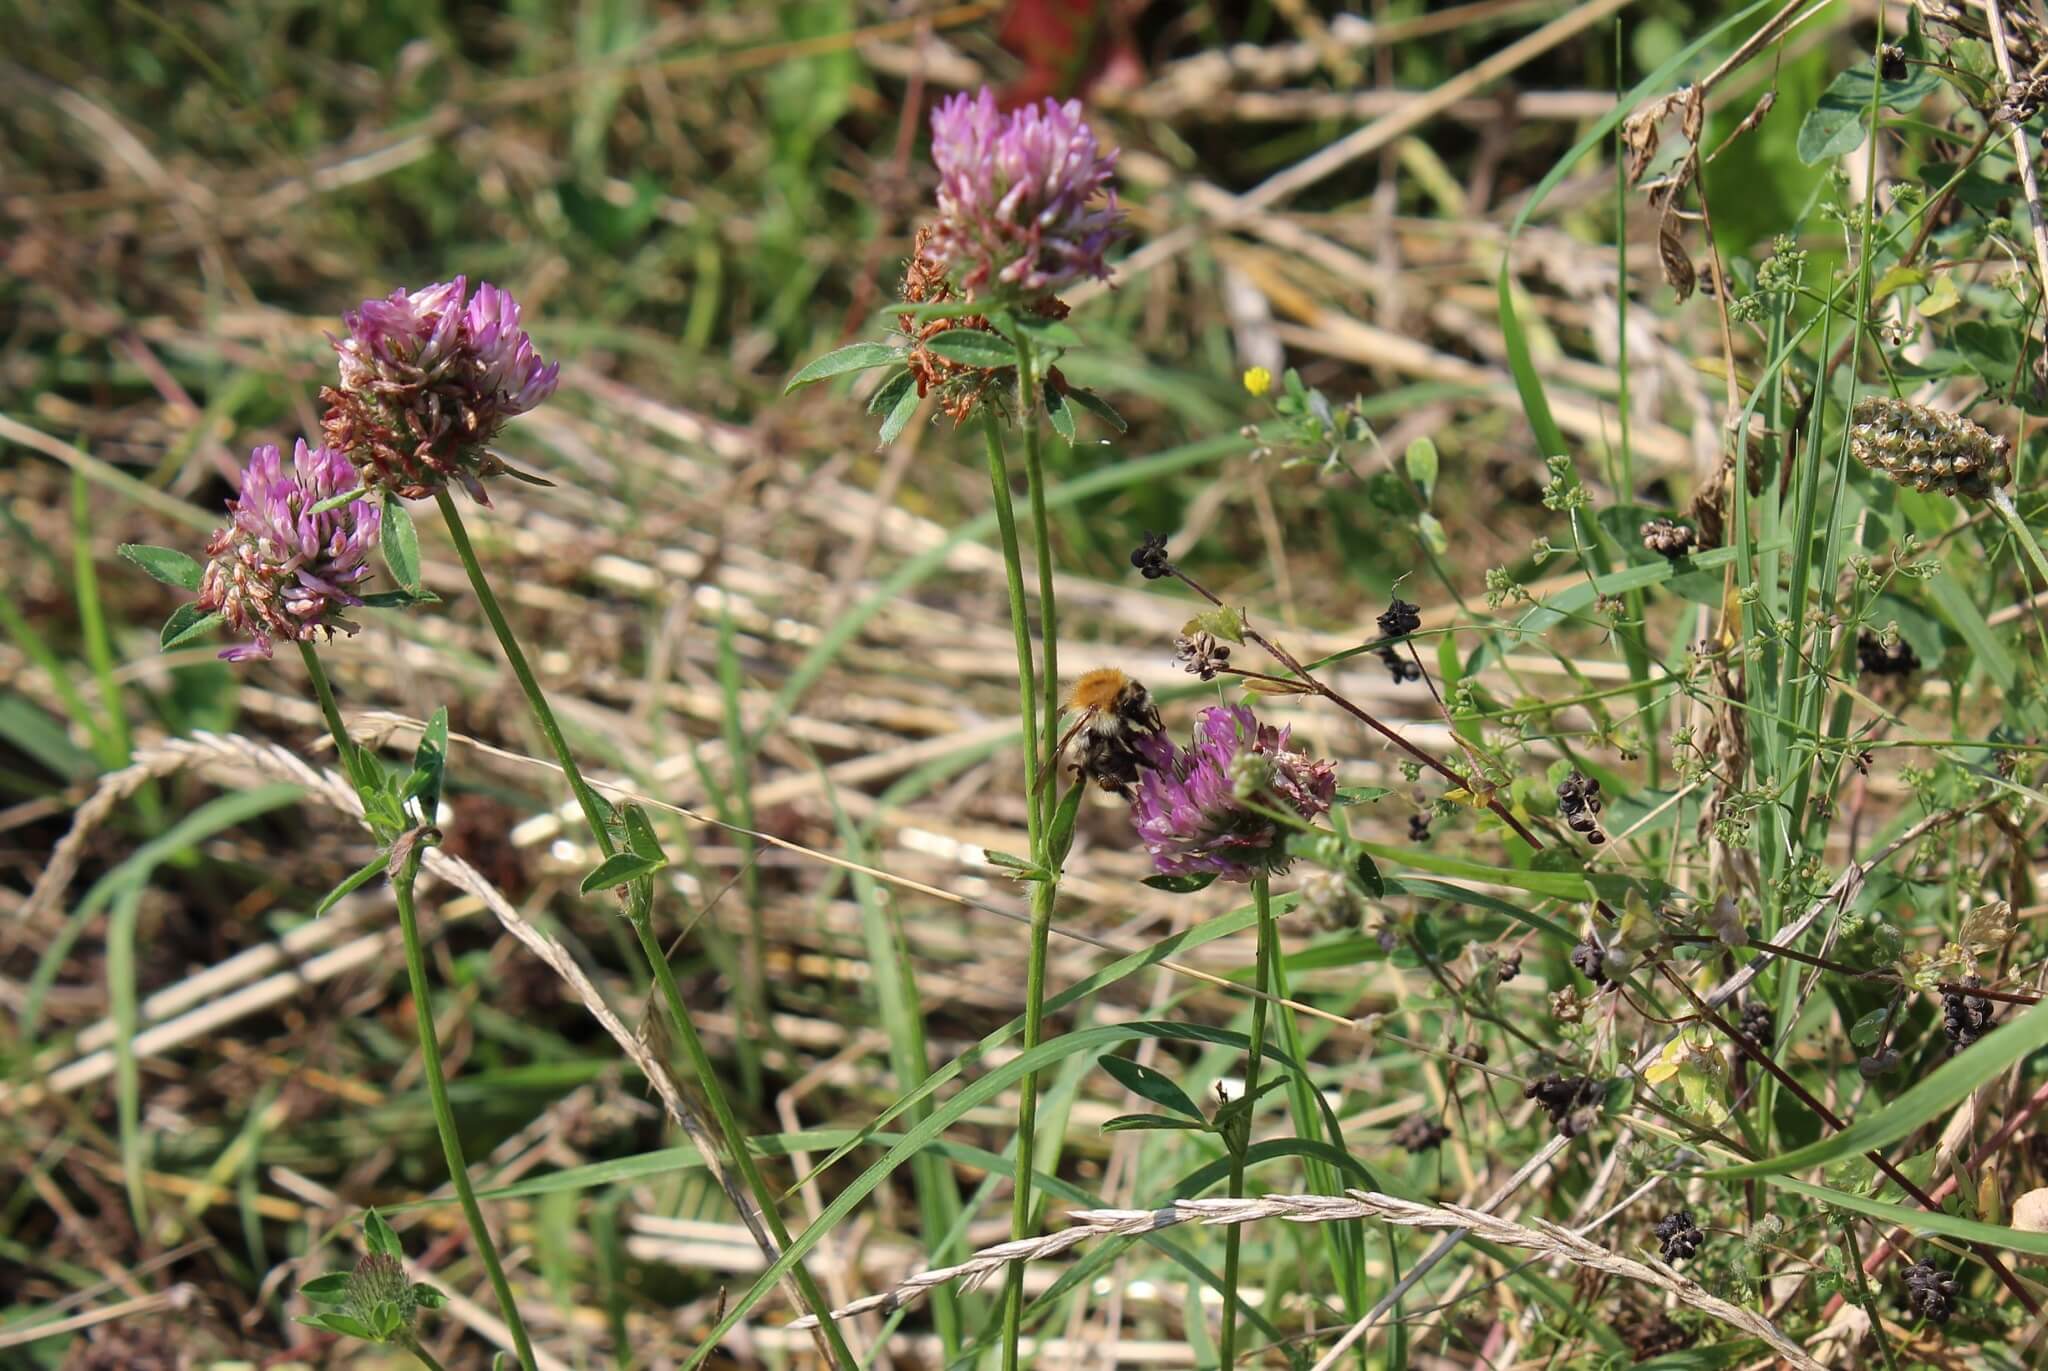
[1219,874,1275,1369]
[432,490,855,1369]
[298,647,536,1371]
[1000,329,1062,1371]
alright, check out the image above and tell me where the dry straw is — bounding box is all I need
[786,1189,1824,1370]
[18,731,821,1325]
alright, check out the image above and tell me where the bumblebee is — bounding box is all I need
[1060,668,1165,799]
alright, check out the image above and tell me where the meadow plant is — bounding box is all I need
[79,9,2048,1369]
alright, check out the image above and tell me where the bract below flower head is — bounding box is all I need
[323,276,560,501]
[921,88,1126,305]
[197,440,381,661]
[1130,704,1336,881]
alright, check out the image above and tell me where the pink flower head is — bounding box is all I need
[922,88,1126,302]
[1131,705,1337,882]
[197,440,381,661]
[323,277,560,500]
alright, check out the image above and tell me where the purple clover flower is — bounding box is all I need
[923,88,1126,302]
[197,440,381,662]
[1131,705,1337,882]
[323,277,560,501]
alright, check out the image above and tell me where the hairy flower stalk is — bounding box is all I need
[922,88,1126,304]
[1131,705,1337,881]
[323,277,560,501]
[197,440,380,661]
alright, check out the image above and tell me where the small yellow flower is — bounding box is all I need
[1242,366,1272,397]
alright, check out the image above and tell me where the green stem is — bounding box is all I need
[1991,489,2048,594]
[1839,1218,1901,1371]
[1219,875,1276,1370]
[432,490,855,1370]
[299,642,355,771]
[393,845,538,1371]
[298,645,534,1370]
[999,334,1065,1371]
[401,1339,450,1371]
[980,414,1042,850]
[1015,333,1060,836]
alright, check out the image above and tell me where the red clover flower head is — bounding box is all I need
[1131,704,1336,882]
[923,88,1126,303]
[322,277,560,501]
[197,440,381,662]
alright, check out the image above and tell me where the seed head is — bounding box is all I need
[1391,1113,1451,1154]
[1377,597,1422,638]
[1174,632,1231,680]
[1653,1210,1705,1263]
[1130,531,1173,579]
[1639,517,1697,559]
[1942,978,1996,1050]
[1848,396,2010,501]
[1525,1073,1604,1136]
[197,440,381,661]
[1902,1258,1958,1324]
[1856,629,1920,678]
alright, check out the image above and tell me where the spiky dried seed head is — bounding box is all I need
[1848,396,2010,501]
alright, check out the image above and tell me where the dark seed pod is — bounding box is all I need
[1526,1074,1605,1136]
[1377,597,1422,638]
[1653,1210,1705,1263]
[1571,932,1615,989]
[1879,43,1907,81]
[1495,948,1523,984]
[1942,977,1996,1050]
[1130,531,1172,579]
[1856,630,1920,677]
[1738,998,1774,1045]
[1903,1258,1958,1324]
[1390,1113,1451,1153]
[1407,812,1432,842]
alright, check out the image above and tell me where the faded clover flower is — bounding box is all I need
[197,440,381,662]
[920,88,1126,303]
[1130,704,1336,882]
[323,277,560,501]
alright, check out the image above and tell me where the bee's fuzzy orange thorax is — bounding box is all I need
[1067,668,1131,715]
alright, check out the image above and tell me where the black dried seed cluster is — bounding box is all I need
[1879,43,1907,81]
[1130,532,1172,579]
[1379,645,1422,683]
[1639,517,1697,560]
[1570,932,1614,989]
[1175,632,1231,681]
[1903,1259,1958,1324]
[1391,1114,1451,1153]
[1526,1074,1604,1136]
[1942,977,1996,1050]
[1738,997,1774,1046]
[1408,812,1432,842]
[1496,949,1523,984]
[1856,630,1920,677]
[1653,1211,1705,1263]
[1557,770,1606,845]
[1378,597,1422,638]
